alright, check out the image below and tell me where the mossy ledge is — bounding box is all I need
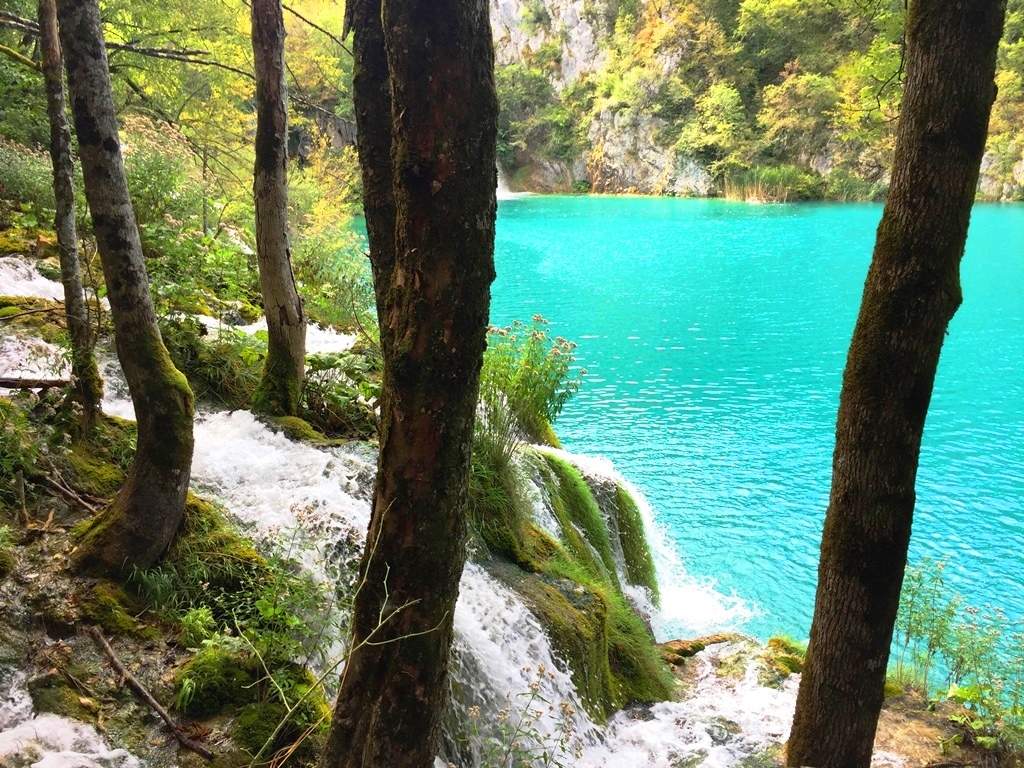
[468,443,673,721]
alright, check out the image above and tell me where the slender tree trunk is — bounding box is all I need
[320,1,497,765]
[251,0,305,417]
[58,0,195,574]
[787,2,1006,766]
[38,0,101,434]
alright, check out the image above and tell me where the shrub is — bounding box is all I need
[478,316,583,458]
[0,141,56,221]
[301,351,380,439]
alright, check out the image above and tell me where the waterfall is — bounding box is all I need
[496,165,529,201]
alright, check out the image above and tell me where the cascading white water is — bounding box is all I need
[2,255,889,767]
[0,669,140,768]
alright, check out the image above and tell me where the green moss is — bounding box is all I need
[471,445,672,720]
[174,646,258,717]
[884,678,905,699]
[491,560,611,720]
[604,588,674,704]
[36,257,61,282]
[0,550,13,579]
[267,416,326,442]
[614,483,659,603]
[66,444,125,497]
[233,669,330,760]
[28,672,100,724]
[536,419,562,448]
[79,580,141,635]
[468,447,537,569]
[541,452,619,587]
[252,346,302,417]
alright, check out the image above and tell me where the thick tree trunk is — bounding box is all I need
[786,2,1006,766]
[58,0,195,574]
[38,0,101,433]
[250,0,305,417]
[320,1,497,766]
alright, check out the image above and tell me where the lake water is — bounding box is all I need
[490,196,1024,642]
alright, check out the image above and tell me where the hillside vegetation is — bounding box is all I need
[491,0,1024,199]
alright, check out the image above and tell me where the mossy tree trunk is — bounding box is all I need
[250,0,305,417]
[38,0,101,434]
[319,0,497,765]
[58,0,195,574]
[786,2,1006,766]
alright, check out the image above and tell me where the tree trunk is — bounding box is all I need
[58,0,195,574]
[786,2,1006,766]
[320,0,497,765]
[250,0,305,417]
[38,0,101,434]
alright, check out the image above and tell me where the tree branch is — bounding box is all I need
[0,42,40,72]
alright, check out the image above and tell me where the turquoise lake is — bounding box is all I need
[489,195,1024,642]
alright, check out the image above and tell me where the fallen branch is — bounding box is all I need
[37,475,101,516]
[0,377,67,389]
[88,628,214,761]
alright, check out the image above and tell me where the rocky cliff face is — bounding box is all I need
[588,109,713,196]
[490,0,707,195]
[490,0,606,88]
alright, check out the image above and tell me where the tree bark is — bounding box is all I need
[250,0,305,417]
[58,0,195,574]
[38,0,102,434]
[320,0,497,766]
[786,2,1006,766]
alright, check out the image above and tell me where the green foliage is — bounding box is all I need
[134,495,337,757]
[0,525,15,578]
[0,141,57,221]
[291,229,376,335]
[823,168,888,202]
[160,317,265,409]
[0,58,49,147]
[521,0,553,33]
[302,351,380,439]
[479,317,583,455]
[895,557,1024,753]
[675,83,752,174]
[496,64,591,167]
[179,605,216,649]
[758,70,839,159]
[0,398,41,509]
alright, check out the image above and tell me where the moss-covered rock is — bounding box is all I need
[78,580,141,636]
[614,483,659,602]
[266,416,326,443]
[540,452,619,588]
[233,668,330,761]
[66,444,125,497]
[175,646,259,717]
[28,669,100,724]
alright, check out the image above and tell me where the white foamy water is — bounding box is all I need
[0,336,67,383]
[232,317,356,354]
[0,671,140,768]
[0,256,65,301]
[581,640,796,768]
